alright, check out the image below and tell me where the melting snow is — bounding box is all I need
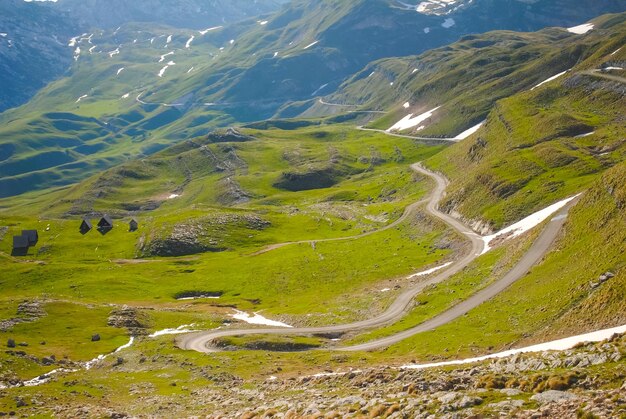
[567,23,594,35]
[402,324,626,370]
[441,18,455,28]
[159,51,174,63]
[303,41,319,50]
[108,47,120,58]
[158,64,172,77]
[454,121,485,140]
[531,70,570,90]
[231,310,292,328]
[481,195,580,254]
[575,131,595,138]
[407,262,453,279]
[185,35,195,49]
[149,325,196,338]
[199,26,222,35]
[387,106,441,132]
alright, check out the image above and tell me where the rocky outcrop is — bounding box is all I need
[107,306,148,336]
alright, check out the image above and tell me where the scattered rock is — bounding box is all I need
[7,339,15,348]
[91,334,101,342]
[531,390,578,404]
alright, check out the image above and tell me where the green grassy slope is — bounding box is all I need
[301,13,626,138]
[425,23,626,230]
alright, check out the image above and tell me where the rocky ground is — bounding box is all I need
[5,332,624,417]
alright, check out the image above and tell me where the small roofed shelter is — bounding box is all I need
[21,230,38,246]
[80,218,93,235]
[129,219,138,232]
[97,215,114,229]
[12,235,30,256]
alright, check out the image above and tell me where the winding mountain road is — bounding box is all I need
[177,163,578,353]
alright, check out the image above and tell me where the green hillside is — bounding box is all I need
[426,24,626,230]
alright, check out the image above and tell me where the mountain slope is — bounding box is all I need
[424,20,626,231]
[0,0,79,112]
[1,2,625,199]
[54,0,289,30]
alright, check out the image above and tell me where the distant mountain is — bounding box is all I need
[0,0,625,197]
[0,0,78,112]
[54,0,289,30]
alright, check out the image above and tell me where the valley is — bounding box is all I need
[0,0,625,417]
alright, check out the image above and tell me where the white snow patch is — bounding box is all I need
[441,18,455,28]
[199,26,222,35]
[167,193,180,199]
[185,35,195,49]
[165,35,172,45]
[567,23,594,35]
[424,27,430,34]
[115,337,135,353]
[259,20,269,25]
[407,262,453,279]
[0,33,8,38]
[159,51,174,63]
[231,310,292,328]
[303,41,319,50]
[412,68,418,74]
[121,93,130,99]
[273,52,279,58]
[402,324,626,370]
[89,45,96,53]
[158,65,172,77]
[575,131,595,138]
[387,106,441,132]
[403,102,410,109]
[531,70,570,90]
[481,195,580,254]
[380,288,391,293]
[610,47,622,56]
[149,325,196,338]
[187,67,194,74]
[603,66,624,71]
[108,47,120,58]
[229,39,235,45]
[311,83,329,96]
[75,94,88,103]
[116,67,125,76]
[454,121,485,140]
